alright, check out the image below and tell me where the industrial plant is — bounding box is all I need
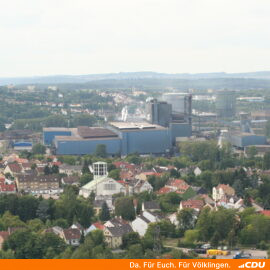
[43,93,193,156]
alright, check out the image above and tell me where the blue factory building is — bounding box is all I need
[43,128,72,145]
[43,122,178,156]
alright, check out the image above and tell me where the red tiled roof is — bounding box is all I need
[216,184,235,195]
[181,199,204,210]
[7,163,22,173]
[0,231,9,241]
[167,179,189,189]
[92,222,105,230]
[117,180,126,184]
[63,228,81,240]
[260,210,270,217]
[143,172,162,176]
[157,186,174,194]
[0,184,16,192]
[52,161,62,166]
[120,171,134,180]
[114,161,135,170]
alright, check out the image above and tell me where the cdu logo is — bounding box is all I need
[238,262,265,268]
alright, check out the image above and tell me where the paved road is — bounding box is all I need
[164,246,268,259]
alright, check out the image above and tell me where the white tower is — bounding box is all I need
[92,162,108,180]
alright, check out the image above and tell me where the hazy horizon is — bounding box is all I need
[1,0,270,77]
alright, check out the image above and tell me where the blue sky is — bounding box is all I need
[1,0,270,76]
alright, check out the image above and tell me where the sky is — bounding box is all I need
[1,0,270,77]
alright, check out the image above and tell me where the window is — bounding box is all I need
[104,183,116,190]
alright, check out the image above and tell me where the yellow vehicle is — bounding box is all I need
[206,249,230,256]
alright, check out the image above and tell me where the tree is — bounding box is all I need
[27,219,44,233]
[95,144,107,158]
[99,202,110,221]
[126,244,144,259]
[122,232,141,249]
[246,146,258,159]
[3,229,43,258]
[79,173,93,187]
[182,230,199,245]
[32,143,46,155]
[82,160,90,174]
[0,211,25,230]
[108,169,120,180]
[44,165,51,175]
[36,200,50,221]
[263,152,270,169]
[177,208,195,231]
[115,197,135,221]
[0,249,15,259]
[51,165,59,174]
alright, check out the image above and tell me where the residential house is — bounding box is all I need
[131,215,151,236]
[104,224,133,249]
[4,163,22,177]
[0,231,9,249]
[85,222,105,235]
[61,176,80,186]
[179,199,205,212]
[142,201,160,212]
[121,179,153,195]
[44,226,63,236]
[59,164,82,176]
[104,217,129,228]
[212,184,235,202]
[93,200,106,215]
[260,210,270,217]
[142,210,162,223]
[168,213,179,227]
[70,223,84,234]
[194,167,202,176]
[16,174,60,194]
[135,172,162,181]
[60,228,81,246]
[157,179,190,195]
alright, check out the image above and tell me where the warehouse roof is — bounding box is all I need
[43,127,72,132]
[77,126,118,138]
[109,122,166,130]
[55,136,120,141]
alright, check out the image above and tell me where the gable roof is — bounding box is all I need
[7,163,22,173]
[106,224,133,237]
[0,183,16,192]
[62,176,80,184]
[181,199,205,210]
[92,222,105,230]
[143,201,160,210]
[157,186,174,194]
[63,228,81,240]
[0,231,10,241]
[260,210,270,217]
[216,184,235,196]
[137,215,151,224]
[81,176,121,190]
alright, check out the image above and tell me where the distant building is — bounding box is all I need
[16,174,60,194]
[60,228,81,246]
[146,99,172,127]
[104,224,133,249]
[179,199,205,212]
[79,162,125,198]
[212,184,235,202]
[216,90,236,118]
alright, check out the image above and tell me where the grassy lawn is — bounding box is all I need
[163,238,179,247]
